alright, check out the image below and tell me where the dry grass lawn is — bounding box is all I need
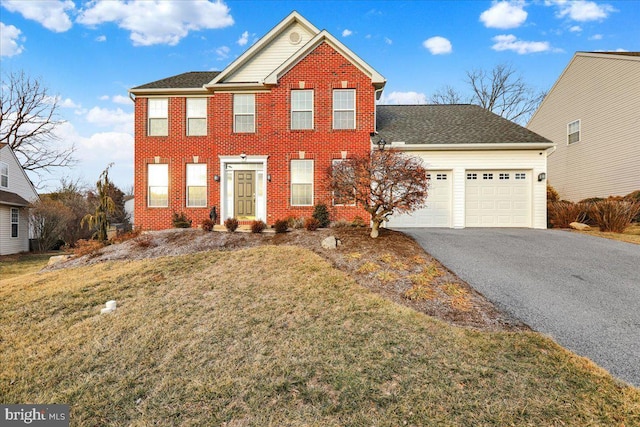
[1,245,639,426]
[573,223,640,245]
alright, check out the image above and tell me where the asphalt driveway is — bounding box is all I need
[400,228,640,387]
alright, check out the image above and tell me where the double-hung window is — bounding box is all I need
[0,162,7,188]
[291,90,313,130]
[333,89,355,129]
[186,163,207,207]
[567,120,580,144]
[233,94,255,133]
[291,160,313,206]
[186,98,207,136]
[148,98,168,136]
[148,164,168,207]
[10,208,18,238]
[331,159,356,206]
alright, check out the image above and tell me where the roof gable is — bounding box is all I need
[528,51,640,125]
[264,30,385,88]
[377,104,551,146]
[0,144,39,204]
[206,11,384,90]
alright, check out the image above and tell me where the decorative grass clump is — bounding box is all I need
[273,219,289,234]
[304,217,320,231]
[224,217,239,232]
[250,220,267,233]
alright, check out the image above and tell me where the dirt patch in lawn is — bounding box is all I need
[44,227,528,332]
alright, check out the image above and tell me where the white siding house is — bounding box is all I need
[0,144,39,255]
[527,52,640,201]
[377,105,554,229]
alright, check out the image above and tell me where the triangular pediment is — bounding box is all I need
[205,11,385,91]
[206,11,320,88]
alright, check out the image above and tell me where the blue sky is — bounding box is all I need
[1,0,638,192]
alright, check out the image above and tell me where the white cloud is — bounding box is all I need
[342,29,353,37]
[237,30,249,46]
[589,34,603,40]
[480,1,527,29]
[384,37,393,45]
[79,131,134,161]
[95,35,107,42]
[379,91,428,105]
[491,34,551,54]
[2,0,74,32]
[77,0,234,46]
[99,95,110,101]
[216,45,230,60]
[423,36,452,55]
[547,0,616,22]
[614,48,628,52]
[112,95,131,105]
[85,106,133,133]
[0,22,24,57]
[569,25,582,32]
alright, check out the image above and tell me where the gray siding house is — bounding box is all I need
[0,143,39,255]
[527,52,640,201]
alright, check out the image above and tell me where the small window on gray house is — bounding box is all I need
[568,120,580,144]
[0,162,8,188]
[11,208,19,238]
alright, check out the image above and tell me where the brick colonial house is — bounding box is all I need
[130,12,384,230]
[130,11,552,230]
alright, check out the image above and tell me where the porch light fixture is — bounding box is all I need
[370,132,387,151]
[214,175,220,182]
[538,172,546,182]
[267,174,272,182]
[240,152,247,161]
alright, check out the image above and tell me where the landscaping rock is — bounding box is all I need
[321,236,341,250]
[570,222,591,231]
[47,254,72,266]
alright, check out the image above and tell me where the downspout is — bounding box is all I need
[374,87,384,134]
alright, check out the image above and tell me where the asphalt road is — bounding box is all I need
[400,228,640,387]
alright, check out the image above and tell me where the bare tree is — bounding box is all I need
[431,85,466,105]
[431,63,546,124]
[329,149,430,238]
[0,70,75,177]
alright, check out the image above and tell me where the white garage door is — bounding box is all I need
[387,171,451,228]
[465,170,531,227]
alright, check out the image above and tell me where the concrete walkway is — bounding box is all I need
[400,228,640,387]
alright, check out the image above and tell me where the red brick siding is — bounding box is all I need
[134,42,375,230]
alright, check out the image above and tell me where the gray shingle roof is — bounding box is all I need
[0,190,30,207]
[132,71,221,90]
[376,104,551,145]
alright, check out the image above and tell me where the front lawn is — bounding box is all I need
[573,223,640,245]
[1,246,638,425]
[0,252,56,280]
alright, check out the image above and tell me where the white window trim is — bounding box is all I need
[186,98,207,136]
[333,89,356,130]
[148,98,168,136]
[186,163,207,207]
[148,163,169,208]
[291,159,314,206]
[0,161,8,188]
[291,89,314,130]
[233,93,256,133]
[10,207,19,238]
[567,119,580,145]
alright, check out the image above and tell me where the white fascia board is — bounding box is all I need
[264,30,386,86]
[205,11,320,88]
[129,88,209,96]
[390,142,556,151]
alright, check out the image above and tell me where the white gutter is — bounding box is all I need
[390,141,556,151]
